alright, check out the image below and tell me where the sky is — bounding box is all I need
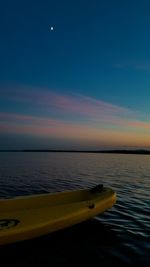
[1,0,150,150]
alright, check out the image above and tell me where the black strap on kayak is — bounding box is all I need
[0,219,20,230]
[90,184,103,194]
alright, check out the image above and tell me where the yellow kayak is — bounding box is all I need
[0,184,116,245]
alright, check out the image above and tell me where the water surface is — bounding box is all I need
[0,152,149,266]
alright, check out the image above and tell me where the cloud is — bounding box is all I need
[135,64,150,71]
[1,112,150,148]
[1,85,150,148]
[0,110,150,137]
[0,112,66,127]
[0,85,133,125]
[126,120,150,130]
[114,62,150,72]
[0,112,118,141]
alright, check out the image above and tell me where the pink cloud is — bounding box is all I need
[1,120,150,148]
[0,112,109,140]
[1,85,150,141]
[0,112,67,127]
[125,120,150,130]
[1,112,150,148]
[0,85,133,124]
[0,111,150,134]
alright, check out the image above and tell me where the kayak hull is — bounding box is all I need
[0,185,116,245]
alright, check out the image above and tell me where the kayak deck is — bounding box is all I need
[0,185,116,245]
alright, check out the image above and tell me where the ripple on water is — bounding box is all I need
[0,152,150,266]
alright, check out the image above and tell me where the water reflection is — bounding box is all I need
[0,152,150,266]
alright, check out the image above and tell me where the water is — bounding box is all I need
[0,152,149,266]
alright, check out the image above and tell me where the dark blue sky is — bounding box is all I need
[1,0,150,149]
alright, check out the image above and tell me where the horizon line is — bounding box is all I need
[0,149,150,155]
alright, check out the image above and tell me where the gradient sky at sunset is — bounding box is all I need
[1,0,150,149]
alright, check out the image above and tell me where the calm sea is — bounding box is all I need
[0,152,149,266]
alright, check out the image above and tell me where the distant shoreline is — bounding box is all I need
[0,149,150,155]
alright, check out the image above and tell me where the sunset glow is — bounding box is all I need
[1,1,150,149]
[0,88,150,149]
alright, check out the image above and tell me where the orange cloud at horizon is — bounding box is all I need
[1,113,150,148]
[1,84,150,149]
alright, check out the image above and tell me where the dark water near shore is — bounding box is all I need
[0,152,149,266]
